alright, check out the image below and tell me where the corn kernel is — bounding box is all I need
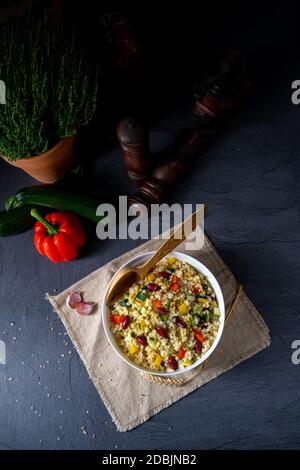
[167,257,176,265]
[178,303,187,314]
[198,298,207,303]
[154,354,163,367]
[182,360,192,367]
[148,273,156,282]
[129,345,138,355]
[139,320,146,330]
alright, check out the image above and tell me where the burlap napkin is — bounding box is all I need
[46,235,270,432]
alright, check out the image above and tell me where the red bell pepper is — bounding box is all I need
[170,274,180,292]
[178,347,186,359]
[31,208,85,263]
[194,329,205,343]
[111,314,124,324]
[154,300,162,309]
[170,283,179,292]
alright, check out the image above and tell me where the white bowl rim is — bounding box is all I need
[102,251,225,377]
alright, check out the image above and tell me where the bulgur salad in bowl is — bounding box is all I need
[102,251,225,376]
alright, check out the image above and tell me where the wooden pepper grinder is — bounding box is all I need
[128,50,249,209]
[193,50,249,119]
[128,129,207,209]
[117,118,152,185]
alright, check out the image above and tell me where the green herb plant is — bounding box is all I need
[0,12,99,161]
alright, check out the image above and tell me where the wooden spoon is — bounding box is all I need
[105,205,206,306]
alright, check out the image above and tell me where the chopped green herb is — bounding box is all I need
[200,312,209,322]
[159,315,167,322]
[119,299,131,307]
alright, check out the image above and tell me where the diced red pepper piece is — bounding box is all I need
[111,314,123,325]
[170,283,180,292]
[170,275,180,292]
[193,286,200,294]
[194,329,205,343]
[178,347,186,359]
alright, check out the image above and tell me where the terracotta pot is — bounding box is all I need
[2,137,75,184]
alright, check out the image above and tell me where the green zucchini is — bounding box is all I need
[5,186,104,223]
[0,206,35,237]
[136,292,148,302]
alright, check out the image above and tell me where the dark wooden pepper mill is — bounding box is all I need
[117,118,152,185]
[127,50,249,209]
[128,129,207,209]
[193,50,249,119]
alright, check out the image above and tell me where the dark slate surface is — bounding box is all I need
[1,2,300,450]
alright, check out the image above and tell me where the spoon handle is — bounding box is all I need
[140,205,206,276]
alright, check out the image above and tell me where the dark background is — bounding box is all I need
[0,0,300,450]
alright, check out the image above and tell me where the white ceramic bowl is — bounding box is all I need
[102,251,225,377]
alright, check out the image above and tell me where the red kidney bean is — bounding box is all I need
[136,335,147,346]
[174,316,187,328]
[154,306,168,315]
[147,283,161,291]
[156,325,168,338]
[121,315,130,330]
[158,271,171,279]
[194,341,202,354]
[168,356,178,370]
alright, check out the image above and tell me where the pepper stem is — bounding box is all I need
[30,208,58,235]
